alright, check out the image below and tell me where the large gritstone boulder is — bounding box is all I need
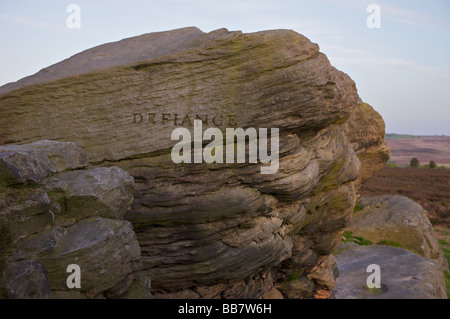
[0,27,389,298]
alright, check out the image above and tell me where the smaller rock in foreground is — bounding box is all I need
[334,245,447,299]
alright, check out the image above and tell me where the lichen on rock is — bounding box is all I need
[0,27,391,298]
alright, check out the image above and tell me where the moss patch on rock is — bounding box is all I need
[341,231,373,246]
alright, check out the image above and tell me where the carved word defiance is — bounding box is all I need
[171,120,279,174]
[133,113,237,127]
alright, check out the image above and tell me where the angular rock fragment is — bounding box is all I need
[45,167,135,220]
[0,140,88,186]
[0,187,52,242]
[9,227,64,261]
[40,217,141,297]
[0,260,50,299]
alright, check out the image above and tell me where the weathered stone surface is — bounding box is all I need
[261,287,284,299]
[348,195,448,272]
[123,126,361,292]
[0,260,50,299]
[0,28,359,162]
[0,28,358,162]
[0,27,389,297]
[0,187,53,243]
[274,254,339,299]
[0,27,208,95]
[334,245,447,299]
[343,102,391,187]
[0,151,50,186]
[0,140,88,186]
[306,255,338,290]
[0,140,142,299]
[40,217,141,297]
[9,227,64,261]
[45,167,135,221]
[123,275,152,299]
[277,275,315,299]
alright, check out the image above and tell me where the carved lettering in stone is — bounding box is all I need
[132,113,237,127]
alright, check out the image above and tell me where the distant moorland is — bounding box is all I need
[385,134,450,167]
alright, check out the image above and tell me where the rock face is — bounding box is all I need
[45,167,135,220]
[0,27,389,298]
[1,260,51,299]
[334,245,447,299]
[343,102,391,187]
[0,140,145,299]
[347,195,448,272]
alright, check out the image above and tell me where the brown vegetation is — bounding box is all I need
[360,167,450,228]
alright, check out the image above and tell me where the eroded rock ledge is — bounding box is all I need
[0,27,390,298]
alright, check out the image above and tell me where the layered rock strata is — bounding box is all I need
[0,27,389,298]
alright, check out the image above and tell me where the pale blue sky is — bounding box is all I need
[1,0,449,135]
